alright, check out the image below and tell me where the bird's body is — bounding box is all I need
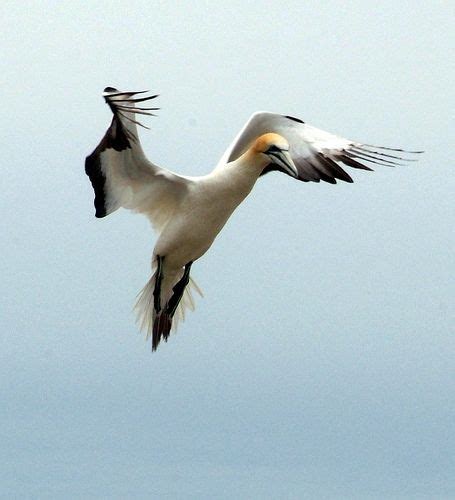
[156,150,266,267]
[85,87,422,350]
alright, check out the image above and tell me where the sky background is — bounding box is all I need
[1,1,454,498]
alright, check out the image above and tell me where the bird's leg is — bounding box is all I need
[152,259,193,350]
[153,255,164,313]
[165,261,193,318]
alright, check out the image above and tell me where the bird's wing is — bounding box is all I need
[85,87,189,230]
[217,111,422,183]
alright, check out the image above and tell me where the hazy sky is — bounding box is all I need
[1,1,454,498]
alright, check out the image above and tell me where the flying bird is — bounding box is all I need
[85,87,422,350]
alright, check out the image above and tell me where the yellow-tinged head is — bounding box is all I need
[251,133,298,178]
[252,133,290,154]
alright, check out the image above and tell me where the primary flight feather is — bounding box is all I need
[85,87,422,350]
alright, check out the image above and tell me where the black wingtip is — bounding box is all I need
[85,153,109,218]
[102,88,159,130]
[284,115,305,124]
[363,144,425,154]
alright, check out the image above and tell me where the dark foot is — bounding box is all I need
[151,259,193,351]
[166,261,193,318]
[152,312,172,351]
[153,255,164,313]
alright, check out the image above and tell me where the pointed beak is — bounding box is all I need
[268,150,299,178]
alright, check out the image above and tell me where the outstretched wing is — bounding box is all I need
[217,112,423,183]
[85,87,189,230]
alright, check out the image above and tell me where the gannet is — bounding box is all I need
[85,87,422,350]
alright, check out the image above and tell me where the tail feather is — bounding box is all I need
[134,274,203,349]
[172,277,201,331]
[134,273,156,340]
[153,312,172,351]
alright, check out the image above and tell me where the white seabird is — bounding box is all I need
[85,87,422,350]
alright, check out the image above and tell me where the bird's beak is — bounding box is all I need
[269,150,299,178]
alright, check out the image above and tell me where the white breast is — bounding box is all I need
[154,165,258,268]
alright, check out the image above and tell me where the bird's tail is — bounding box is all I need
[134,272,203,350]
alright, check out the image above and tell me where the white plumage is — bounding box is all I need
[85,87,422,350]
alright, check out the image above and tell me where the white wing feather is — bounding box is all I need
[218,112,422,184]
[85,88,189,231]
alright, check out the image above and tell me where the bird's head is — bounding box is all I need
[253,133,298,178]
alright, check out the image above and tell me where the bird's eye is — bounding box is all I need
[265,145,283,154]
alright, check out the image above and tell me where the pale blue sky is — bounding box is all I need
[1,1,454,498]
